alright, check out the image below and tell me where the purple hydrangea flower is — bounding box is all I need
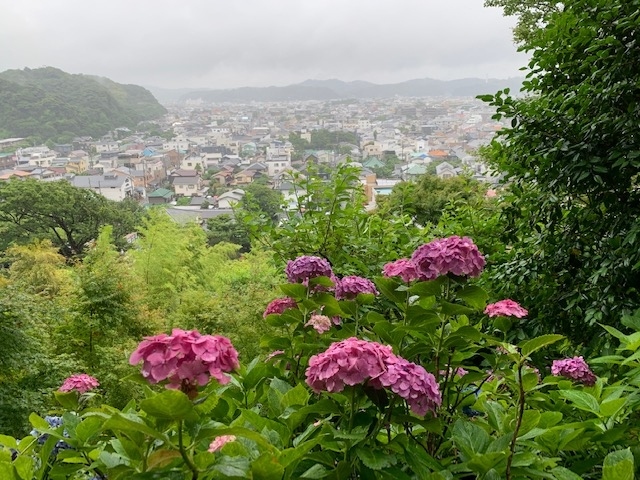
[285,256,333,283]
[411,236,485,280]
[551,356,596,386]
[335,275,378,300]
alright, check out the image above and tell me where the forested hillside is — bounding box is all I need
[0,67,167,141]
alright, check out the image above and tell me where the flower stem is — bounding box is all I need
[178,420,199,480]
[506,361,525,480]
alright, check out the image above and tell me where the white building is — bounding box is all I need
[69,174,134,201]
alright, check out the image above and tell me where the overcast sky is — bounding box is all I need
[0,0,528,90]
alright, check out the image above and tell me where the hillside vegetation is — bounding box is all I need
[0,67,167,141]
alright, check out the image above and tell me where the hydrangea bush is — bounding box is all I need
[1,236,638,479]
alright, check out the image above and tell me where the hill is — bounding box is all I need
[169,77,524,104]
[0,67,167,141]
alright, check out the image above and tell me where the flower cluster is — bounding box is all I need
[305,314,333,334]
[306,338,441,415]
[208,435,236,452]
[59,374,100,394]
[382,258,420,283]
[484,299,528,318]
[335,275,379,300]
[411,236,485,280]
[371,356,442,416]
[129,329,239,393]
[263,297,298,318]
[285,255,333,283]
[551,356,597,386]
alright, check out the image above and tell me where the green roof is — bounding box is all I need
[148,188,174,198]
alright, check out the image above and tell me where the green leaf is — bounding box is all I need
[466,452,506,475]
[251,453,285,480]
[355,447,397,470]
[559,390,599,414]
[519,334,564,358]
[28,413,50,431]
[374,277,407,304]
[408,277,446,297]
[451,420,490,461]
[147,449,182,470]
[280,383,310,410]
[457,285,488,310]
[140,390,194,420]
[602,448,634,480]
[0,435,18,449]
[102,412,169,442]
[550,466,584,480]
[440,301,475,316]
[600,398,626,417]
[279,283,307,300]
[300,463,329,479]
[54,391,79,410]
[13,456,34,480]
[74,416,104,444]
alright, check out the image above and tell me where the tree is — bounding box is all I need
[5,239,72,297]
[484,0,564,44]
[206,214,251,252]
[240,183,283,222]
[0,179,144,257]
[481,0,640,346]
[378,174,488,226]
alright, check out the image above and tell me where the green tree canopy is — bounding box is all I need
[378,174,489,227]
[482,0,640,345]
[0,179,145,257]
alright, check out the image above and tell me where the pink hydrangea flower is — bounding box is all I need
[263,297,298,318]
[335,275,379,300]
[59,374,100,394]
[484,299,528,318]
[306,338,395,393]
[371,356,441,416]
[285,256,333,283]
[382,258,420,283]
[411,236,485,280]
[305,314,333,334]
[208,435,236,452]
[129,329,239,393]
[306,338,441,416]
[551,356,597,386]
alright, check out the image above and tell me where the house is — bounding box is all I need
[147,188,175,205]
[435,162,457,179]
[362,156,385,169]
[233,167,263,185]
[172,175,203,197]
[217,189,245,209]
[181,152,205,171]
[69,174,134,201]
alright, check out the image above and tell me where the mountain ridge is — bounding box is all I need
[148,77,524,104]
[0,67,167,141]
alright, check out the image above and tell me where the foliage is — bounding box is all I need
[242,162,425,277]
[479,0,640,346]
[484,0,564,44]
[378,174,490,227]
[3,239,640,478]
[0,179,145,257]
[289,129,359,156]
[4,239,73,297]
[0,66,166,141]
[239,182,283,223]
[206,214,251,252]
[0,284,79,437]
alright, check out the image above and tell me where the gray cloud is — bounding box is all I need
[0,0,528,89]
